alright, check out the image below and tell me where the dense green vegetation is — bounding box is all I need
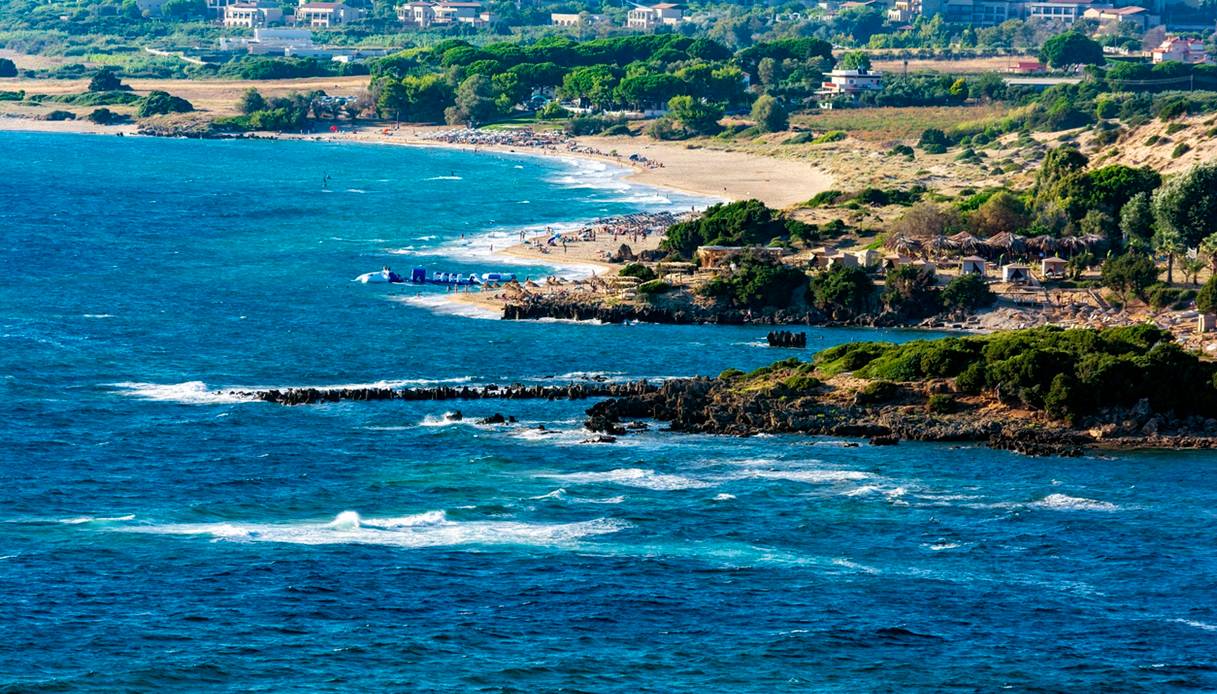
[699,250,809,310]
[810,325,1217,422]
[661,199,816,258]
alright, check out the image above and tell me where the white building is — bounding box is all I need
[294,1,364,27]
[223,2,284,27]
[551,12,607,26]
[816,68,882,109]
[1082,5,1156,30]
[627,3,684,29]
[1026,0,1094,22]
[1152,36,1211,65]
[397,1,492,27]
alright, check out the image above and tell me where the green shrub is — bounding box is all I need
[941,274,995,313]
[808,265,874,319]
[813,341,894,376]
[699,251,807,309]
[1147,284,1196,310]
[811,130,846,144]
[805,190,842,207]
[926,393,955,414]
[1197,275,1217,313]
[782,131,815,145]
[855,380,898,404]
[44,110,75,121]
[138,90,193,118]
[637,279,673,295]
[535,101,569,120]
[1172,143,1191,158]
[620,263,657,282]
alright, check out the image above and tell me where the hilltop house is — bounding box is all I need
[626,3,684,29]
[223,1,284,27]
[551,12,608,26]
[1082,5,1156,30]
[1026,0,1094,22]
[815,68,882,109]
[294,1,363,27]
[397,1,493,27]
[1152,36,1211,64]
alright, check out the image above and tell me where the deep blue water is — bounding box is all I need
[3,131,1217,691]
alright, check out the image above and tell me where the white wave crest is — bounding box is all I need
[1173,618,1217,632]
[1031,493,1119,512]
[58,514,135,525]
[117,511,626,549]
[108,381,253,405]
[418,412,466,427]
[391,294,500,321]
[744,469,872,484]
[539,468,712,491]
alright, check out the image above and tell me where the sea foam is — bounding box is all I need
[117,511,626,549]
[108,381,253,405]
[1031,493,1120,512]
[539,468,712,491]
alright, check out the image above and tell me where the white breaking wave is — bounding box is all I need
[108,381,254,405]
[742,469,872,484]
[1031,493,1119,512]
[1174,618,1217,632]
[111,377,476,406]
[531,488,625,505]
[712,493,736,502]
[418,412,466,427]
[117,510,626,549]
[425,175,462,181]
[82,313,115,319]
[58,514,135,525]
[390,294,500,321]
[539,468,712,491]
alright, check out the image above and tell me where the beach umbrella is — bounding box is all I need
[949,232,979,254]
[927,235,958,259]
[1027,235,1058,254]
[886,236,923,257]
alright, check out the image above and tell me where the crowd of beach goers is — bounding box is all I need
[516,211,688,259]
[421,128,665,169]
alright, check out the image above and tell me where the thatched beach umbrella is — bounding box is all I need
[1058,236,1087,257]
[885,236,923,257]
[985,232,1026,258]
[1026,235,1058,255]
[949,232,980,254]
[927,235,958,259]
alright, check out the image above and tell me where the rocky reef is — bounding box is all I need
[230,381,657,406]
[582,376,1217,456]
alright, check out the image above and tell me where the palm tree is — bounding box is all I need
[1153,225,1184,285]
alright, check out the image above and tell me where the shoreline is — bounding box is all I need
[0,117,833,208]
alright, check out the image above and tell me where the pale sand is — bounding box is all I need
[576,135,832,209]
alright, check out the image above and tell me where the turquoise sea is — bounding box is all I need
[3,131,1217,691]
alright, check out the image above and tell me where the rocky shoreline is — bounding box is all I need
[231,374,1217,456]
[501,296,970,329]
[229,381,658,406]
[583,377,1217,456]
